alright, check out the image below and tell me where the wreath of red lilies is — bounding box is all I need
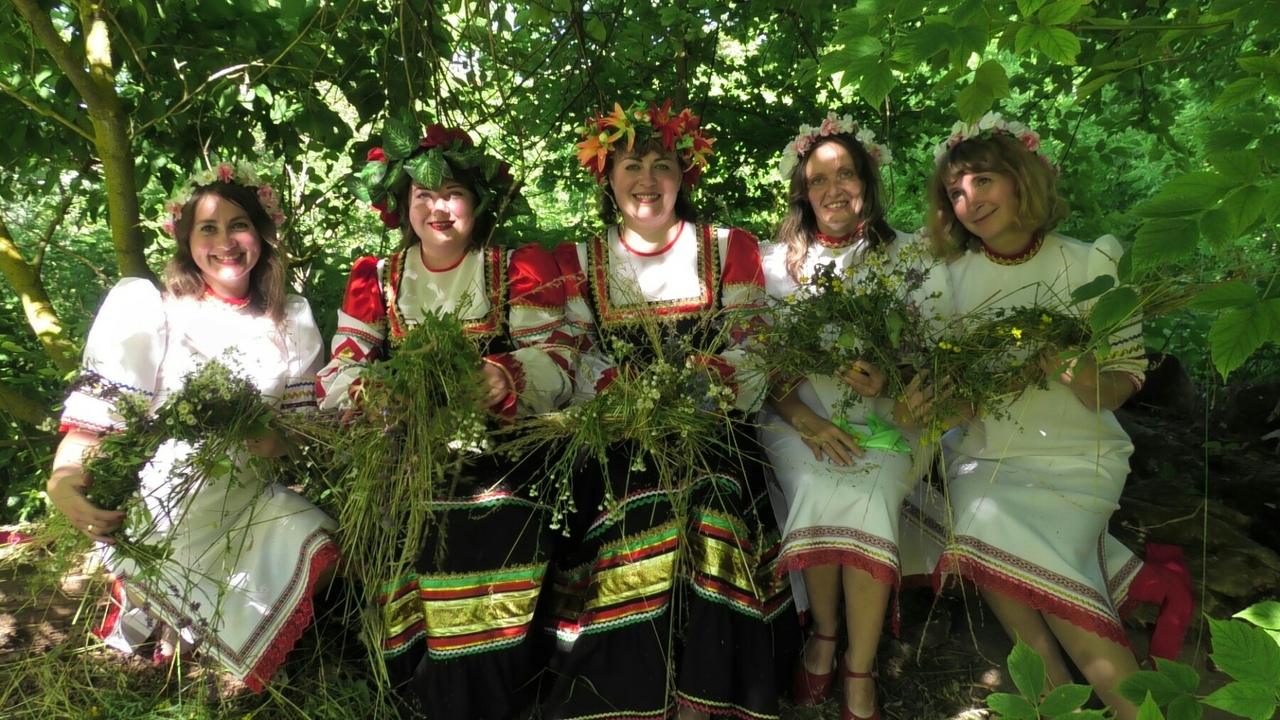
[575,99,715,187]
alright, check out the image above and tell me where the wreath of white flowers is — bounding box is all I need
[778,112,893,181]
[162,161,285,238]
[933,111,1043,162]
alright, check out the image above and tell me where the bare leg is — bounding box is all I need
[1044,614,1140,720]
[675,705,708,720]
[801,564,841,673]
[979,587,1074,691]
[842,567,890,718]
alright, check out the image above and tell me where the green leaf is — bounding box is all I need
[1132,218,1199,269]
[857,60,897,108]
[359,158,387,188]
[976,59,1011,96]
[1090,287,1140,336]
[1235,600,1280,630]
[405,150,445,190]
[1040,683,1091,716]
[1212,77,1263,113]
[1071,274,1114,304]
[1238,53,1280,74]
[903,20,956,62]
[347,175,371,204]
[1118,669,1183,706]
[1008,638,1047,705]
[1202,682,1278,720]
[958,81,995,123]
[1076,71,1119,98]
[1210,307,1275,380]
[1198,207,1237,251]
[1037,0,1083,26]
[1159,171,1237,202]
[1134,181,1218,218]
[1037,27,1080,64]
[1209,150,1260,184]
[986,692,1038,718]
[1264,182,1280,222]
[1017,0,1049,16]
[383,117,418,160]
[1189,281,1258,311]
[1166,694,1203,720]
[1137,692,1167,720]
[585,16,606,42]
[1220,185,1267,236]
[1015,24,1045,54]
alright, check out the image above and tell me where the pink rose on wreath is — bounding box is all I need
[820,116,842,135]
[421,125,473,150]
[162,219,177,237]
[216,163,236,183]
[367,147,387,162]
[794,135,814,155]
[1020,131,1041,152]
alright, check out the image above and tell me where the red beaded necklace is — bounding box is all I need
[815,221,865,249]
[980,233,1045,266]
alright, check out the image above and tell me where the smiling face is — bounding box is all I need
[607,149,683,233]
[804,141,865,237]
[408,179,477,261]
[187,193,262,299]
[944,170,1027,252]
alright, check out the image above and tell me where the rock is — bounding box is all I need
[1129,352,1200,418]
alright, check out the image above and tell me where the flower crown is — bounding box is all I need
[355,120,526,229]
[779,112,893,180]
[163,161,284,238]
[933,111,1043,162]
[575,99,715,187]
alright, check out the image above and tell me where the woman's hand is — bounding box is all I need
[48,430,125,543]
[767,383,864,466]
[246,430,291,458]
[1039,349,1134,411]
[837,360,885,398]
[793,413,864,467]
[480,362,513,409]
[892,370,971,431]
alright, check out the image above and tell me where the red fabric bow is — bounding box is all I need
[1127,542,1194,662]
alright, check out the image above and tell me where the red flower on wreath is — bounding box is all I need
[371,200,400,229]
[367,147,386,162]
[421,125,474,150]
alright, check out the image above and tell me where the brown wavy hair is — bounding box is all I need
[165,181,287,322]
[598,141,698,226]
[774,134,895,284]
[927,133,1067,257]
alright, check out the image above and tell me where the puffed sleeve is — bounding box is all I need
[711,226,769,413]
[1086,234,1146,386]
[60,277,168,433]
[280,295,325,411]
[315,256,387,410]
[554,241,615,403]
[484,244,574,418]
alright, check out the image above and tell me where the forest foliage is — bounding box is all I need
[1,0,1278,522]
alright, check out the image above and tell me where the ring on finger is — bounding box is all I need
[87,523,95,532]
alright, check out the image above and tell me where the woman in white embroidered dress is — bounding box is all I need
[926,115,1148,719]
[47,164,339,690]
[758,114,944,720]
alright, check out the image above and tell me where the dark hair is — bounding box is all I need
[598,139,699,226]
[391,159,495,252]
[164,181,287,322]
[774,134,895,283]
[927,133,1067,256]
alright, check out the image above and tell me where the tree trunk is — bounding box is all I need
[10,0,153,281]
[0,217,79,375]
[0,382,55,428]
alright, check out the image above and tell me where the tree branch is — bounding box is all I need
[0,79,95,144]
[0,216,81,375]
[0,381,55,429]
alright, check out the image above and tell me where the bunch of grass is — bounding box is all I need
[283,308,488,683]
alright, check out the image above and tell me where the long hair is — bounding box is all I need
[927,133,1067,257]
[391,159,496,252]
[598,140,699,226]
[774,134,895,284]
[165,181,287,322]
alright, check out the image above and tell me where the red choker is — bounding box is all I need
[815,223,864,248]
[980,234,1044,265]
[620,221,685,256]
[203,283,251,307]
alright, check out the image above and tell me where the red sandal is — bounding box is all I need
[842,667,881,720]
[792,630,839,705]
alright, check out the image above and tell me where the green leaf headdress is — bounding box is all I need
[352,118,526,231]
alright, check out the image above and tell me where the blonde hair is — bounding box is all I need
[927,133,1067,257]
